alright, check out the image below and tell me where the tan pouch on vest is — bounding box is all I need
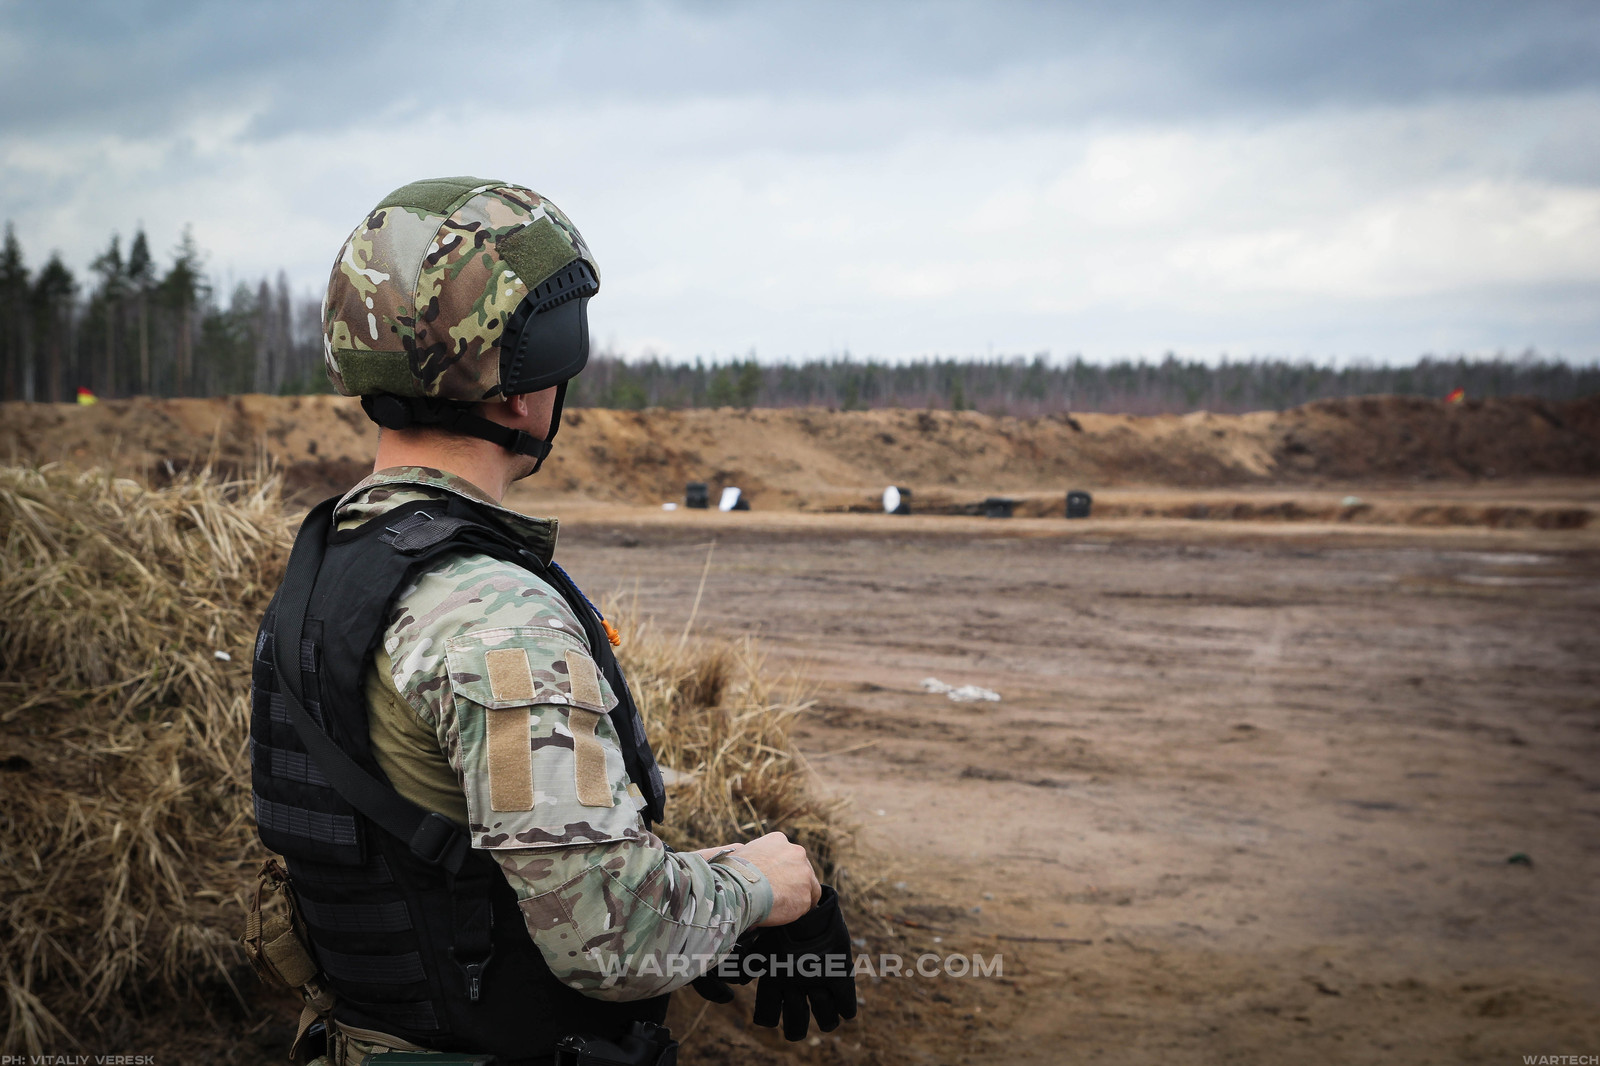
[242,858,336,1063]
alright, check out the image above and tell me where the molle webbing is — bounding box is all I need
[253,794,358,848]
[317,947,427,985]
[297,897,414,935]
[266,746,331,788]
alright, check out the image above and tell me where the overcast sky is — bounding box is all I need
[2,0,1597,363]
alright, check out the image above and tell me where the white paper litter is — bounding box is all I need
[213,650,232,662]
[920,677,1001,702]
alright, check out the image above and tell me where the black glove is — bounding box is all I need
[750,885,858,1041]
[689,931,759,1004]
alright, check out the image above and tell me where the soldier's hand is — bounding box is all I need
[737,832,821,926]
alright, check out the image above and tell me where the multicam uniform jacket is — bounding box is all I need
[335,466,772,998]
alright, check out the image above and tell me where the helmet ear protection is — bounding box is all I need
[496,260,597,396]
[359,257,596,473]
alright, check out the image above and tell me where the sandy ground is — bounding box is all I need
[536,502,1600,1065]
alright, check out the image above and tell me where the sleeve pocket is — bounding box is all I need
[445,626,614,713]
[442,627,640,850]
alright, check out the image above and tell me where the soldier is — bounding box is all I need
[245,177,853,1065]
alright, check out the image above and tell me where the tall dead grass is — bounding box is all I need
[0,463,293,1055]
[1,463,851,1055]
[613,602,851,878]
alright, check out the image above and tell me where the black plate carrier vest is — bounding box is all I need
[249,492,669,1063]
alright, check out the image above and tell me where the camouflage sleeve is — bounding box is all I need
[383,551,772,998]
[499,834,773,999]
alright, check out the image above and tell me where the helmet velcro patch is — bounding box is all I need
[332,349,415,396]
[375,176,504,216]
[498,219,582,292]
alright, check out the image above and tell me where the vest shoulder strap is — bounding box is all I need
[273,497,471,872]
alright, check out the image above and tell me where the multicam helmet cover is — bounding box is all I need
[323,176,599,401]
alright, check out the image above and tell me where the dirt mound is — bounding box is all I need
[4,393,1597,507]
[1269,395,1600,481]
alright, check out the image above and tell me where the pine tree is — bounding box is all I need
[254,278,275,393]
[735,360,762,408]
[706,365,736,407]
[200,283,258,395]
[161,227,206,396]
[0,224,30,401]
[273,272,296,393]
[948,378,966,411]
[31,254,77,403]
[127,229,155,394]
[90,234,126,397]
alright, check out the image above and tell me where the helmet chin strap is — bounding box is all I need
[539,382,569,469]
[361,389,566,471]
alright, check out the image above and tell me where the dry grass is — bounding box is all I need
[0,463,853,1057]
[611,599,853,878]
[0,462,293,1055]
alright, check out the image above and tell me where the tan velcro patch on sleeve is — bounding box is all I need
[483,648,537,811]
[485,648,536,702]
[569,709,615,808]
[564,649,604,709]
[486,707,534,811]
[712,852,766,885]
[563,651,612,805]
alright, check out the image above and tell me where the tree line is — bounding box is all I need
[0,223,324,403]
[569,352,1600,415]
[4,222,1596,413]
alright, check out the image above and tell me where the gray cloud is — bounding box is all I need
[0,0,364,135]
[5,1,1597,138]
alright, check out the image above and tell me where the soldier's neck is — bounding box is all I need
[372,429,512,502]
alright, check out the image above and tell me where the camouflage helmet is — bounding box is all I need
[323,176,598,404]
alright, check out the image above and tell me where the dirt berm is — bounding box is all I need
[4,394,1597,509]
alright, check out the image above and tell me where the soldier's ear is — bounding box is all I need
[496,392,532,423]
